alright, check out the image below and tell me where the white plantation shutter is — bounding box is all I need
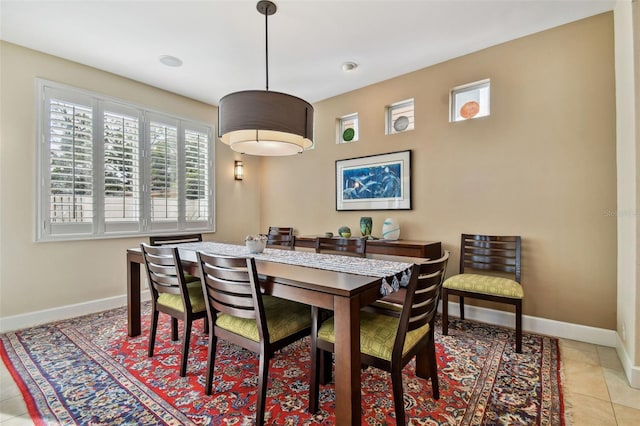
[36,80,215,241]
[45,93,95,235]
[103,105,140,231]
[184,128,210,223]
[149,119,179,225]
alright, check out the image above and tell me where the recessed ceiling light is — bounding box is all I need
[342,62,358,72]
[159,55,183,67]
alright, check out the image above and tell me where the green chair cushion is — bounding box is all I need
[443,273,524,299]
[184,273,200,283]
[215,295,311,343]
[157,281,206,313]
[317,311,430,361]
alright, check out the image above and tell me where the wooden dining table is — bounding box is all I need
[127,244,400,425]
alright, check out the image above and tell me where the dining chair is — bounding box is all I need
[196,252,312,425]
[149,234,203,283]
[308,251,450,426]
[442,234,523,352]
[266,226,295,250]
[315,236,366,256]
[149,233,203,246]
[314,235,367,382]
[140,243,207,377]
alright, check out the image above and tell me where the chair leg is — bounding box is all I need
[391,365,406,426]
[171,317,179,341]
[203,317,209,334]
[205,332,217,395]
[515,300,522,353]
[148,309,159,357]
[179,320,192,377]
[256,353,269,426]
[442,289,449,336]
[320,350,333,384]
[459,296,465,320]
[427,336,440,400]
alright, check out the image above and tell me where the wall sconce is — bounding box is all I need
[234,160,244,180]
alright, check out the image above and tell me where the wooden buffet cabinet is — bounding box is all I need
[294,236,441,259]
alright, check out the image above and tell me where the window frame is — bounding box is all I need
[35,79,215,242]
[386,98,415,135]
[337,113,359,144]
[450,79,491,122]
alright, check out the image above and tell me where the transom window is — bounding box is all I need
[36,80,215,241]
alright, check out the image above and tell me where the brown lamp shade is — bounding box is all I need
[218,90,314,156]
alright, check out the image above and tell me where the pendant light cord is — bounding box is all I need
[264,3,269,91]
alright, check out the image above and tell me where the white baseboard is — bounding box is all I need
[616,334,640,389]
[0,292,151,333]
[440,301,618,347]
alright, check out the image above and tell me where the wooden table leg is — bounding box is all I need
[127,252,141,337]
[333,295,361,425]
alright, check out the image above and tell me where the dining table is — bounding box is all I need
[126,241,417,425]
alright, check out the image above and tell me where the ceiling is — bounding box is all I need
[0,0,616,105]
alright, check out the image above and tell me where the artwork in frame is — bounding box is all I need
[336,150,411,211]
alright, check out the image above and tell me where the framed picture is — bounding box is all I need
[336,150,411,211]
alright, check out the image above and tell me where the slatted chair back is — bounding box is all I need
[149,233,203,246]
[396,252,450,345]
[141,243,190,307]
[266,226,295,249]
[460,234,521,282]
[197,253,268,341]
[315,237,366,257]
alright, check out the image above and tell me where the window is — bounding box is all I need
[450,79,490,122]
[386,99,414,135]
[337,113,359,143]
[36,80,214,241]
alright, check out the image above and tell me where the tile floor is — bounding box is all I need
[1,338,639,424]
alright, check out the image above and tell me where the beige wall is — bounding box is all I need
[0,42,263,318]
[261,13,618,329]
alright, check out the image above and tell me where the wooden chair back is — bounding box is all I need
[459,234,521,282]
[266,226,295,249]
[196,253,268,341]
[315,237,366,257]
[140,243,190,307]
[149,233,202,246]
[399,252,450,336]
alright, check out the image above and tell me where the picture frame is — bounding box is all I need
[336,150,412,211]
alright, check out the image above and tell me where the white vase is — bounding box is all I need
[381,218,400,240]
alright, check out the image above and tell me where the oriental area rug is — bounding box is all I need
[1,304,565,425]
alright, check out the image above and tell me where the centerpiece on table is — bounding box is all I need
[245,234,268,254]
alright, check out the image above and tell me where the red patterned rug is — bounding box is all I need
[1,304,564,425]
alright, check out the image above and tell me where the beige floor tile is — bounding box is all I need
[0,372,21,402]
[0,396,28,423]
[564,391,617,426]
[562,359,611,402]
[612,403,640,426]
[597,346,624,371]
[603,368,640,410]
[560,339,600,366]
[0,414,34,426]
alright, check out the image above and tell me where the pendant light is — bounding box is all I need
[218,1,314,156]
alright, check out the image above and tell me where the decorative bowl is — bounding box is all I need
[246,239,266,254]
